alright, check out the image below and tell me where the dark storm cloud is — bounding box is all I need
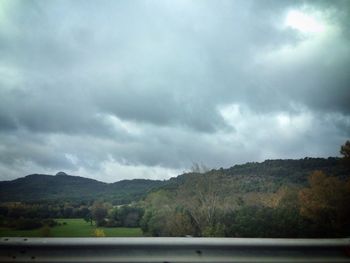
[0,86,117,137]
[0,132,76,171]
[0,0,349,181]
[0,113,17,131]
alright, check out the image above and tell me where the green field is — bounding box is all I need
[0,219,143,237]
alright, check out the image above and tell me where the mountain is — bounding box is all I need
[161,157,350,194]
[105,179,168,204]
[0,172,165,203]
[140,157,350,238]
[1,157,349,204]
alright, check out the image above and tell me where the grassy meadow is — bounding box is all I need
[0,218,143,237]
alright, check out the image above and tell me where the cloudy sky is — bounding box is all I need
[0,0,349,182]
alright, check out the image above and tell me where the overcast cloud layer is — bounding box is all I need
[0,0,349,182]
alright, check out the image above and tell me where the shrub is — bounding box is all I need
[94,228,106,237]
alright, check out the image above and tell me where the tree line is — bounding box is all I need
[140,170,350,237]
[0,201,144,231]
[140,141,350,237]
[1,141,349,237]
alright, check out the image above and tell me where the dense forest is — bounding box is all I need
[1,141,349,237]
[0,174,165,204]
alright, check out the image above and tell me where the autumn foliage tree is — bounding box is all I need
[299,170,350,236]
[298,141,350,236]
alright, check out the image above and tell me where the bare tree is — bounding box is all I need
[177,172,221,236]
[190,162,210,174]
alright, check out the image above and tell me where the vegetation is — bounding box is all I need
[0,141,349,237]
[0,174,165,204]
[93,228,106,237]
[139,141,350,237]
[0,219,142,237]
[91,202,108,227]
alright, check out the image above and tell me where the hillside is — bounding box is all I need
[0,172,165,203]
[140,157,350,237]
[1,157,349,204]
[162,157,350,194]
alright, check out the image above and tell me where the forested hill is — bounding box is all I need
[165,157,350,193]
[227,157,347,179]
[1,157,349,203]
[0,172,165,203]
[140,154,350,237]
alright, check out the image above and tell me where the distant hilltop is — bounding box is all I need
[56,171,68,176]
[0,172,165,204]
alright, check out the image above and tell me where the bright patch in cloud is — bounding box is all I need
[285,10,325,33]
[0,1,348,181]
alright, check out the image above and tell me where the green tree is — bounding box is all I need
[110,205,144,227]
[84,211,93,226]
[140,190,174,236]
[91,202,108,227]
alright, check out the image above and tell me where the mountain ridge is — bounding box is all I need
[1,157,349,203]
[0,172,165,203]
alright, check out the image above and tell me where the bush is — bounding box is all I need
[94,228,106,237]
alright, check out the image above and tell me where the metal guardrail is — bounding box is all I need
[1,237,350,262]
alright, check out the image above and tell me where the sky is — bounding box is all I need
[0,0,349,182]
